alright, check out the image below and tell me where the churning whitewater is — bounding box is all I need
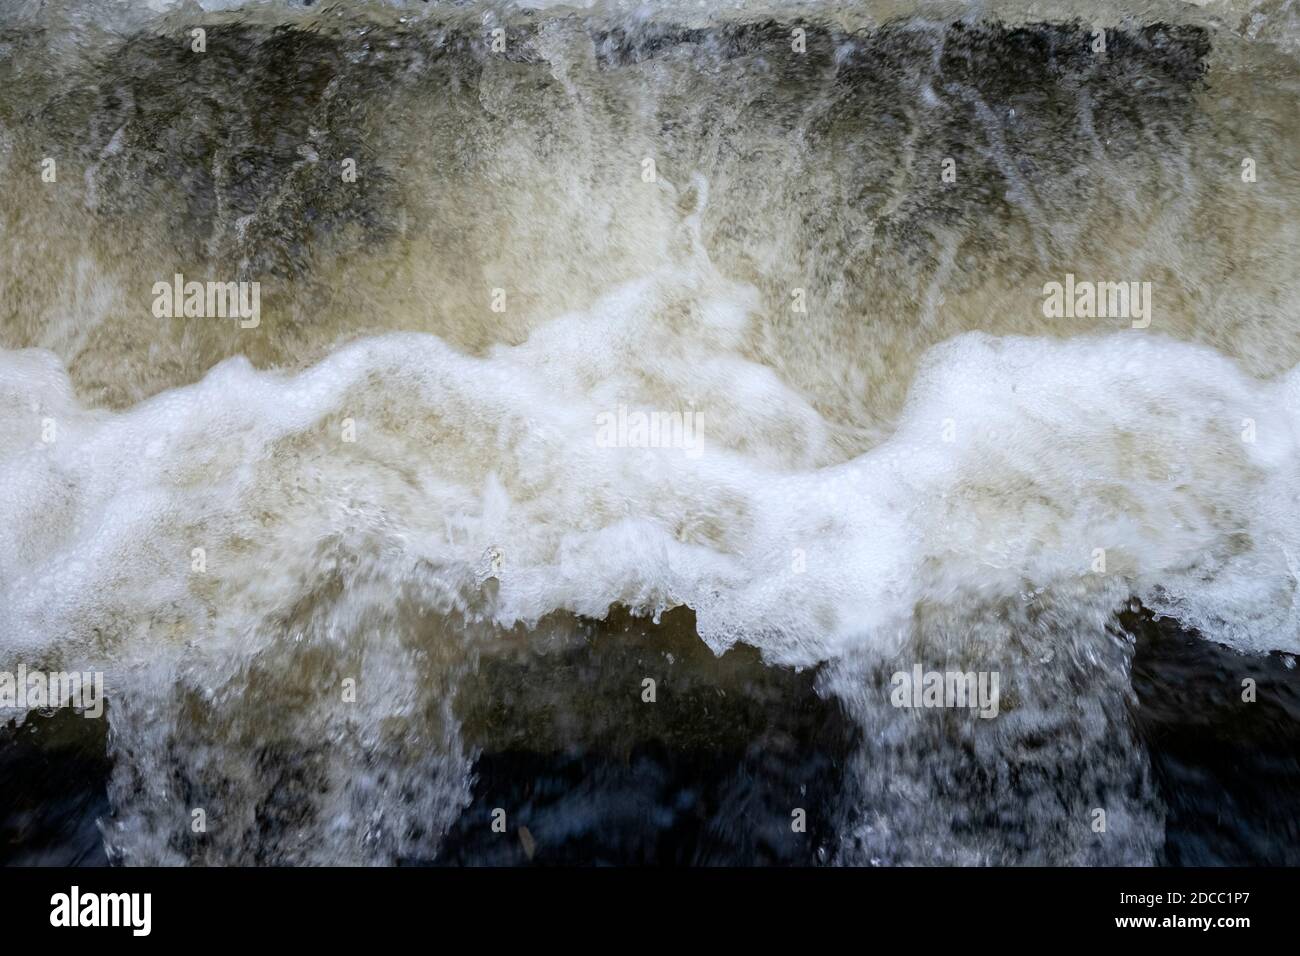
[1,0,1298,865]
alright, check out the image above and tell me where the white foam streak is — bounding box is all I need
[3,264,1298,677]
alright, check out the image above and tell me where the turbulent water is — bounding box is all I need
[1,0,1299,865]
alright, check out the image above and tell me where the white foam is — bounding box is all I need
[4,166,1297,862]
[4,258,1298,677]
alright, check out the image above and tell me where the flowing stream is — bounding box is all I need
[1,0,1298,865]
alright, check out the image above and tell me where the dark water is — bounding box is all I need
[1129,610,1300,866]
[4,607,1297,866]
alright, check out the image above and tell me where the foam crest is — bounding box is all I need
[4,274,1298,672]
